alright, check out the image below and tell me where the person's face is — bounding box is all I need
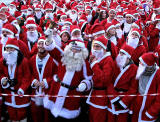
[101,11,107,19]
[126,16,133,24]
[108,27,116,35]
[109,10,116,19]
[0,12,6,21]
[2,30,13,37]
[35,9,41,13]
[131,32,139,39]
[61,32,69,42]
[72,31,81,38]
[93,43,103,50]
[37,41,45,53]
[45,10,52,14]
[27,26,36,32]
[6,47,16,52]
[9,5,16,9]
[117,16,124,21]
[61,16,67,21]
[85,10,91,15]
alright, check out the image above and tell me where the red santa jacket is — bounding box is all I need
[107,62,138,114]
[148,23,160,52]
[29,54,58,104]
[43,46,93,119]
[86,52,115,110]
[130,67,160,121]
[0,57,31,108]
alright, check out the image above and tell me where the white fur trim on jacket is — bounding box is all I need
[1,77,10,89]
[43,79,49,89]
[43,96,81,119]
[145,111,154,119]
[31,79,38,89]
[90,61,98,69]
[119,100,127,109]
[53,74,58,82]
[111,96,120,103]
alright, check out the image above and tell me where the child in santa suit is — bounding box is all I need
[0,38,31,122]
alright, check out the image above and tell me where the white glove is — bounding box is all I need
[17,88,24,97]
[77,82,87,92]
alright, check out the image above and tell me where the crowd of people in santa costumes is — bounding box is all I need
[0,0,160,122]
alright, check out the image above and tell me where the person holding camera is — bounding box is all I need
[0,38,31,122]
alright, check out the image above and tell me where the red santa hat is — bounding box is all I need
[21,5,28,11]
[57,2,64,9]
[60,29,70,36]
[28,5,33,11]
[93,36,107,49]
[25,20,37,28]
[155,14,160,21]
[78,21,87,31]
[2,24,17,36]
[131,28,141,38]
[91,23,105,36]
[109,6,116,13]
[120,44,134,58]
[60,13,67,19]
[35,4,42,10]
[6,38,19,50]
[79,14,87,22]
[10,1,17,7]
[116,12,124,18]
[64,18,73,25]
[85,6,92,11]
[132,21,140,29]
[0,3,7,10]
[8,16,17,25]
[112,19,121,27]
[125,10,134,18]
[38,36,46,43]
[70,25,81,35]
[44,2,53,11]
[139,52,158,66]
[84,24,92,37]
[105,23,115,32]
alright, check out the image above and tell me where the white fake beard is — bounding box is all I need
[91,48,104,59]
[27,30,39,43]
[45,13,53,20]
[35,12,42,19]
[110,36,117,45]
[87,14,92,23]
[116,29,123,39]
[118,19,124,25]
[9,8,16,15]
[116,54,127,69]
[124,22,132,33]
[61,45,88,72]
[136,64,146,79]
[3,50,18,65]
[127,36,139,49]
[27,11,33,16]
[1,34,14,45]
[69,13,78,22]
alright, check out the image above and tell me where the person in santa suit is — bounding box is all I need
[8,1,18,17]
[39,2,54,30]
[29,36,58,122]
[126,28,146,65]
[105,23,123,50]
[107,44,138,122]
[0,38,31,122]
[43,37,92,121]
[22,20,41,52]
[85,6,96,25]
[148,15,160,52]
[87,36,115,122]
[34,4,44,25]
[94,8,108,24]
[0,24,30,59]
[122,11,135,40]
[60,29,71,50]
[26,5,34,17]
[131,52,160,122]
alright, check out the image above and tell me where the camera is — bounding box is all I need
[8,79,18,87]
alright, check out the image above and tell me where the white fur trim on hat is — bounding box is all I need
[94,41,106,49]
[117,15,123,18]
[132,23,140,29]
[60,30,70,36]
[92,30,105,36]
[109,9,116,13]
[139,57,147,67]
[64,21,72,25]
[126,14,134,18]
[71,29,81,36]
[132,31,140,38]
[6,44,19,50]
[26,24,37,28]
[2,28,14,35]
[120,49,131,58]
[106,25,115,32]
